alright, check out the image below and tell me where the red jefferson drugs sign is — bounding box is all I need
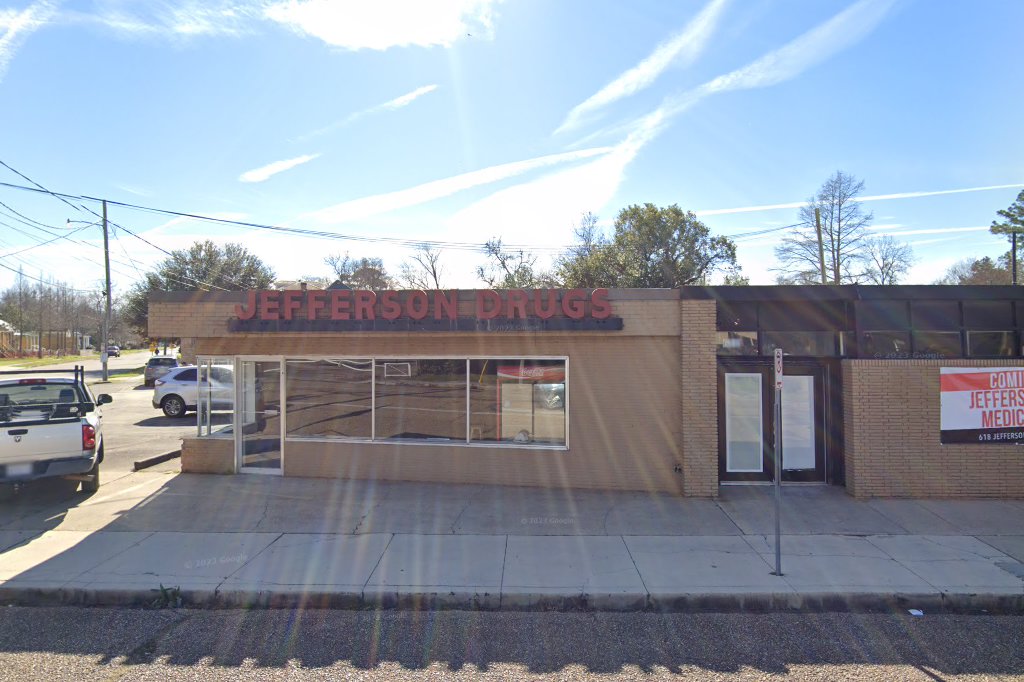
[940,367,1024,444]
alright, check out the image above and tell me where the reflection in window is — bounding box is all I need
[375,359,466,441]
[860,331,910,357]
[286,359,372,438]
[469,359,566,446]
[197,356,233,437]
[968,331,1016,357]
[716,331,758,355]
[913,331,963,357]
[761,331,836,357]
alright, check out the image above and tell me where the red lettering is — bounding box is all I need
[307,290,326,320]
[434,290,458,320]
[406,291,428,320]
[380,290,401,320]
[259,291,280,320]
[354,291,376,320]
[476,290,502,320]
[234,291,257,320]
[590,288,611,319]
[534,289,558,319]
[562,289,586,320]
[329,290,351,320]
[281,290,302,321]
[507,289,529,319]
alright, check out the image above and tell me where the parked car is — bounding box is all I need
[105,345,120,357]
[144,355,183,387]
[152,365,234,418]
[0,366,111,492]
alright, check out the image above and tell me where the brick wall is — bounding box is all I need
[680,299,718,497]
[181,437,233,474]
[844,359,1024,498]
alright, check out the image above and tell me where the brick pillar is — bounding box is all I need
[680,299,719,497]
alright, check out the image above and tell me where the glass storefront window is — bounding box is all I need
[761,331,837,357]
[196,356,234,438]
[912,331,963,357]
[716,331,758,355]
[468,359,566,446]
[860,331,910,358]
[285,359,372,439]
[967,331,1016,357]
[374,359,467,441]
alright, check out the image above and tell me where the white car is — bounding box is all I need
[0,366,111,492]
[152,365,234,418]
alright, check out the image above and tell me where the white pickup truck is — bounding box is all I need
[0,366,112,493]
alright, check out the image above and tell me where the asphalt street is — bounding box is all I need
[0,607,1021,680]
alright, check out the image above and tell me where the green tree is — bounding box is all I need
[989,189,1024,281]
[122,240,274,336]
[775,171,873,284]
[936,256,1011,285]
[557,204,737,287]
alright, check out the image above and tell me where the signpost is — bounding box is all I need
[772,348,784,576]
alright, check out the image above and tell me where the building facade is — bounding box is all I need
[148,285,1024,499]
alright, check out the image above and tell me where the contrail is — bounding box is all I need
[695,183,1024,217]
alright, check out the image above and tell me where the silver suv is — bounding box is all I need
[152,365,234,418]
[143,355,182,387]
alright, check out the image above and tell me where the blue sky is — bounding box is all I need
[1,0,1022,298]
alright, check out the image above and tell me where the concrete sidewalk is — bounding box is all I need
[1,472,1022,612]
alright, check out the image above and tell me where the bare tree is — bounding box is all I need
[862,236,914,284]
[399,245,446,289]
[774,171,873,284]
[476,238,552,288]
[935,256,1011,285]
[324,253,394,289]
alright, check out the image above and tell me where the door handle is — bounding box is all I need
[7,429,28,436]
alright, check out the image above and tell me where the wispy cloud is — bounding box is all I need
[305,147,614,224]
[299,84,439,141]
[872,225,990,238]
[0,1,56,84]
[696,183,1024,217]
[264,0,498,51]
[79,1,257,39]
[239,153,320,183]
[659,0,896,123]
[447,1,895,243]
[554,0,728,135]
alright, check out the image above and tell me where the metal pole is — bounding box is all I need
[772,348,783,576]
[815,208,827,285]
[101,200,111,382]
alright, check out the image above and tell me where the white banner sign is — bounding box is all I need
[940,367,1024,444]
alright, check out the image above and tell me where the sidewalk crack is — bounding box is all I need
[619,535,649,602]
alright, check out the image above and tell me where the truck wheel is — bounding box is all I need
[81,460,100,493]
[162,395,187,418]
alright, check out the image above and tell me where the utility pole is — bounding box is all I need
[815,208,827,285]
[1013,233,1018,286]
[101,200,111,382]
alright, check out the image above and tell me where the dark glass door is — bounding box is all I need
[718,360,826,482]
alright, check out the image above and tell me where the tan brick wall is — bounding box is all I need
[844,359,1024,498]
[181,437,234,474]
[680,300,718,497]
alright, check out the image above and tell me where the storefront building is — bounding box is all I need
[148,285,1024,499]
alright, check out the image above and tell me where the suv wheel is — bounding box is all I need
[162,394,187,418]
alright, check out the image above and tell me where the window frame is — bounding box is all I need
[277,355,569,450]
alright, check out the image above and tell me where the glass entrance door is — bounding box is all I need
[719,362,826,482]
[237,359,283,473]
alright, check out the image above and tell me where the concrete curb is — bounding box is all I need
[1,585,1021,614]
[133,450,181,471]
